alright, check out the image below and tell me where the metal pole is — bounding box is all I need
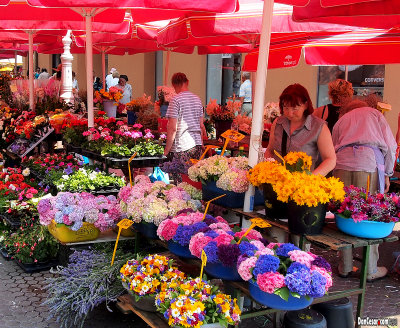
[243,0,275,214]
[14,50,18,76]
[85,12,94,127]
[101,48,106,89]
[28,32,34,111]
[164,49,171,86]
[345,65,349,81]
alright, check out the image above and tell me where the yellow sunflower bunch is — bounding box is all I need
[283,151,312,171]
[247,161,290,187]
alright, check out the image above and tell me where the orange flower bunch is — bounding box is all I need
[206,98,241,121]
[94,86,123,103]
[126,94,152,112]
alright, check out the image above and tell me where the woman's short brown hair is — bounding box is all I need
[279,83,314,116]
[171,72,189,86]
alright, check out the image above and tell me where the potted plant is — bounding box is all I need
[120,254,186,312]
[247,152,345,234]
[94,87,123,118]
[156,277,241,328]
[237,242,333,310]
[188,155,263,208]
[37,192,122,243]
[329,186,399,238]
[126,94,153,124]
[206,98,241,140]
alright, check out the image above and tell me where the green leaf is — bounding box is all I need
[290,292,301,299]
[275,287,289,301]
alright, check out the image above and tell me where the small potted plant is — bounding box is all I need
[329,185,399,238]
[237,242,333,310]
[156,277,241,327]
[120,254,186,312]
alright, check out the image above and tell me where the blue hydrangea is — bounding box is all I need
[173,225,196,246]
[284,269,311,296]
[276,243,300,257]
[287,262,310,275]
[203,241,219,263]
[204,230,219,239]
[309,271,327,298]
[226,231,235,236]
[253,255,280,277]
[191,222,209,234]
[238,241,259,256]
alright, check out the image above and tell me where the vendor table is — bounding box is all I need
[231,207,398,328]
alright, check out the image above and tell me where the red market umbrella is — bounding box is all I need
[292,0,400,29]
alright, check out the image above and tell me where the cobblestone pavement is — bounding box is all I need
[0,236,399,328]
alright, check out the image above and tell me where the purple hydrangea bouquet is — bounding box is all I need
[37,192,122,231]
[237,242,332,308]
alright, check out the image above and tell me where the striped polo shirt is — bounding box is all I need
[166,91,203,153]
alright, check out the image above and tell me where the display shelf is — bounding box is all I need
[62,229,135,246]
[16,258,58,273]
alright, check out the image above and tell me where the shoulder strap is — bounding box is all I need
[321,105,327,119]
[281,129,288,157]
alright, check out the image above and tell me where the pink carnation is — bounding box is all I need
[250,240,265,250]
[307,252,318,260]
[311,266,333,291]
[215,216,228,224]
[257,272,285,294]
[157,219,178,241]
[237,256,257,281]
[267,242,282,249]
[209,222,231,232]
[189,233,212,258]
[234,229,262,241]
[255,247,275,256]
[214,233,234,246]
[288,250,315,268]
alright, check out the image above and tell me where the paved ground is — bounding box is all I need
[0,236,399,328]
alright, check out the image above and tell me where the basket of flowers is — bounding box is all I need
[156,277,241,327]
[247,152,345,234]
[120,254,186,312]
[237,242,333,310]
[94,87,123,118]
[329,186,399,239]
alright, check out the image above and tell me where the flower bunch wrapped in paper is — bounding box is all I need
[206,98,241,122]
[156,277,241,328]
[237,242,332,300]
[329,185,400,223]
[188,155,250,193]
[247,152,345,207]
[94,87,123,104]
[118,176,201,226]
[120,254,186,300]
[37,192,122,231]
[157,211,227,246]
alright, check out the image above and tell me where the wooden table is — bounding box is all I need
[230,207,398,328]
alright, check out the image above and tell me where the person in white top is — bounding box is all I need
[72,71,79,91]
[239,71,252,117]
[116,75,132,105]
[105,68,116,91]
[38,68,50,80]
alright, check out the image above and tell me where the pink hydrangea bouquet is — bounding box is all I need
[188,155,250,193]
[189,224,266,266]
[37,192,122,231]
[118,175,201,226]
[157,211,229,246]
[237,242,333,300]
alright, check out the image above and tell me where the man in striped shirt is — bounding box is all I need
[164,72,206,182]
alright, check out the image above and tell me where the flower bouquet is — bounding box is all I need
[232,114,252,135]
[37,192,122,242]
[126,94,152,113]
[120,254,186,312]
[188,155,263,207]
[247,152,345,234]
[156,277,241,328]
[94,87,123,118]
[206,98,241,139]
[157,211,227,258]
[329,186,399,238]
[189,224,266,280]
[118,176,202,238]
[237,242,332,310]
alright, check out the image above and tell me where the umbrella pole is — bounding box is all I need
[243,0,275,216]
[28,31,34,111]
[344,65,349,81]
[164,49,171,85]
[101,48,106,89]
[85,12,94,128]
[14,50,17,76]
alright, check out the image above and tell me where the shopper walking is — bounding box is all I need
[239,71,252,117]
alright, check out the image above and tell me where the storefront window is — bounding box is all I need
[317,65,385,107]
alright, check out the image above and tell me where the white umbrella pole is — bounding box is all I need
[344,65,349,81]
[243,0,275,215]
[85,13,94,128]
[14,50,18,76]
[164,49,171,86]
[101,48,106,89]
[28,32,34,111]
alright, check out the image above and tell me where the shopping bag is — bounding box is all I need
[149,167,169,184]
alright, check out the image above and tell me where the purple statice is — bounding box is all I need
[238,241,259,257]
[284,269,311,296]
[253,255,280,277]
[276,243,300,257]
[204,230,219,239]
[312,256,332,272]
[217,244,240,267]
[287,262,310,275]
[203,241,219,263]
[309,271,327,298]
[204,215,218,226]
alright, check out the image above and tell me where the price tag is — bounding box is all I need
[199,250,207,285]
[111,219,133,266]
[220,129,245,156]
[127,152,138,187]
[190,145,219,164]
[202,194,226,221]
[238,217,271,243]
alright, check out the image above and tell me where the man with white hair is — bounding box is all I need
[239,71,252,117]
[105,67,116,91]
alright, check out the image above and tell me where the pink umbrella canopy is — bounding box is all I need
[292,0,400,29]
